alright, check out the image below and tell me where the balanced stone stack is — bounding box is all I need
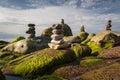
[80,25,85,32]
[26,24,36,40]
[48,24,69,49]
[106,20,112,31]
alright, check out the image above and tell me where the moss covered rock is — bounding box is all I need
[80,63,120,80]
[81,33,95,44]
[84,41,115,56]
[80,57,104,67]
[2,48,76,76]
[2,44,93,77]
[76,32,89,42]
[71,43,91,58]
[91,30,120,46]
[86,41,102,56]
[12,36,25,43]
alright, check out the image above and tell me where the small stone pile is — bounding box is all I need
[80,25,85,32]
[106,20,112,31]
[26,24,36,40]
[48,24,69,49]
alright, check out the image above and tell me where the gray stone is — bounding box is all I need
[48,42,69,50]
[51,34,64,41]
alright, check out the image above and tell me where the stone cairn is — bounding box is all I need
[26,24,36,40]
[48,24,69,49]
[106,20,112,31]
[80,25,85,32]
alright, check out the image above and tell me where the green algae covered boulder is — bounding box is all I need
[99,33,120,48]
[80,57,104,67]
[86,41,102,56]
[2,48,76,76]
[12,36,25,43]
[76,32,89,42]
[85,41,115,56]
[71,43,91,58]
[81,33,95,44]
[91,30,120,46]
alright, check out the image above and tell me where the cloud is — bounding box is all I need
[0,1,120,41]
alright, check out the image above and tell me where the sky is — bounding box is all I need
[0,0,120,41]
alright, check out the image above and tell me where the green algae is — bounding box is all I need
[80,57,104,67]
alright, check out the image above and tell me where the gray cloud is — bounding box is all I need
[0,0,120,41]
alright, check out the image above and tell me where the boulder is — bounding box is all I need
[14,39,37,54]
[91,30,120,45]
[71,43,91,57]
[81,33,95,44]
[75,32,89,42]
[2,48,76,76]
[86,41,115,56]
[2,36,51,54]
[63,32,89,44]
[86,41,102,56]
[41,25,73,37]
[63,36,80,43]
[80,57,104,67]
[2,43,15,52]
